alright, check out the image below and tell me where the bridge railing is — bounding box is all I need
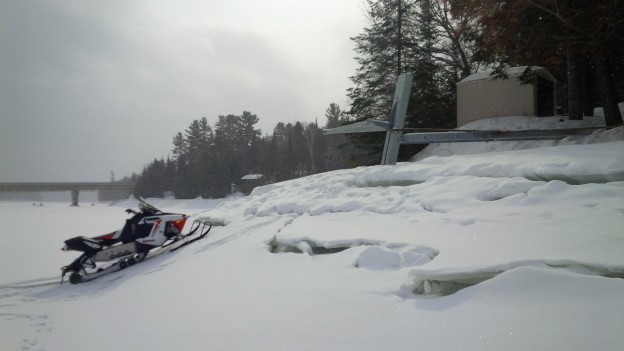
[0,182,135,206]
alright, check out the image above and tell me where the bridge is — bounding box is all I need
[0,182,135,206]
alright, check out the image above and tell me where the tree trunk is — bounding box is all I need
[594,53,623,126]
[566,42,583,120]
[580,55,594,116]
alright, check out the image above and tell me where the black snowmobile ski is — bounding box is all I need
[163,220,213,252]
[61,219,212,284]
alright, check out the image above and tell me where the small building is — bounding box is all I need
[239,174,267,195]
[457,66,557,127]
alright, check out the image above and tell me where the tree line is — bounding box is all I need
[134,106,358,198]
[132,0,622,198]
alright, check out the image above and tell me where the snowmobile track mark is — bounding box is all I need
[193,216,285,254]
[0,312,51,351]
[0,277,61,290]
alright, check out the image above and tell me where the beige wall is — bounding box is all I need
[457,79,536,127]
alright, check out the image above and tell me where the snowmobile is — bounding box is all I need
[61,199,212,284]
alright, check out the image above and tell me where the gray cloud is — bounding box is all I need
[0,0,364,182]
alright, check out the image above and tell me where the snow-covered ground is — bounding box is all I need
[1,117,623,351]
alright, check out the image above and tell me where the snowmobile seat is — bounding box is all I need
[63,236,107,253]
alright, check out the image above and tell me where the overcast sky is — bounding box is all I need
[0,0,367,182]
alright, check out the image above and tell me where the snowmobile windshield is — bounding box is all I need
[139,202,161,215]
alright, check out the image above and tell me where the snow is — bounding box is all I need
[241,174,265,180]
[412,115,618,160]
[457,66,552,84]
[1,116,624,351]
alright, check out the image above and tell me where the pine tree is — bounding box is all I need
[185,117,214,155]
[348,0,467,162]
[238,111,261,173]
[172,132,188,161]
[270,122,289,181]
[324,103,345,129]
[349,0,417,121]
[322,103,352,170]
[409,0,456,129]
[135,158,171,198]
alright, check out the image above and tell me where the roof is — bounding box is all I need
[241,174,265,180]
[323,119,390,135]
[458,66,556,85]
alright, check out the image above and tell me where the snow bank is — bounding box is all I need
[413,116,623,161]
[369,141,624,185]
[1,115,623,351]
